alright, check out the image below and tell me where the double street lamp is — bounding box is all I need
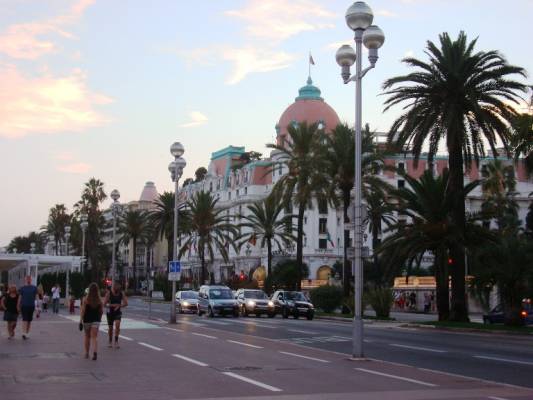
[80,213,88,275]
[110,189,121,282]
[169,142,186,324]
[335,1,385,359]
[65,226,71,304]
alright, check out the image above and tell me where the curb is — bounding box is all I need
[400,323,533,336]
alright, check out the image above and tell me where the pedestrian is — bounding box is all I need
[51,283,61,313]
[79,283,103,361]
[18,275,38,340]
[69,292,75,314]
[103,281,128,349]
[409,291,417,311]
[2,285,19,339]
[424,292,431,313]
[43,293,49,312]
[35,285,44,318]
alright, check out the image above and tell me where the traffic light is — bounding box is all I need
[104,278,112,287]
[239,271,245,281]
[448,258,454,266]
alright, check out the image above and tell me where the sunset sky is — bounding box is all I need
[1,0,532,245]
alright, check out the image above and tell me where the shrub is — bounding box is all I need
[309,285,343,313]
[366,287,393,318]
[268,259,310,290]
[153,274,172,301]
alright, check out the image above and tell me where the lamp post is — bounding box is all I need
[65,226,71,306]
[110,190,121,282]
[169,142,186,324]
[80,213,88,275]
[335,1,385,359]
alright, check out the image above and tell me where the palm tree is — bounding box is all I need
[237,193,295,277]
[378,170,485,321]
[365,189,395,268]
[118,209,150,290]
[44,204,71,254]
[267,121,330,290]
[7,232,45,254]
[179,191,237,285]
[383,31,526,321]
[511,112,533,176]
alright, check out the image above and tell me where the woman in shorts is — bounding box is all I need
[2,285,19,339]
[79,283,103,360]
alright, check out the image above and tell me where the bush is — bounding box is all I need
[268,259,310,290]
[153,274,172,301]
[309,285,343,313]
[366,287,393,318]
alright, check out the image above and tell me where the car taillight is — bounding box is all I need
[521,311,527,318]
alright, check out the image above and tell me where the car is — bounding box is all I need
[235,289,276,317]
[483,300,533,325]
[197,285,239,318]
[175,290,199,314]
[271,290,314,320]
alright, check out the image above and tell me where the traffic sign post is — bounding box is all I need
[168,260,181,282]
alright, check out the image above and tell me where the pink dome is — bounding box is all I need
[276,77,340,145]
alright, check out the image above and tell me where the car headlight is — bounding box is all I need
[183,301,189,306]
[247,300,256,307]
[287,301,295,306]
[268,301,274,307]
[309,304,314,309]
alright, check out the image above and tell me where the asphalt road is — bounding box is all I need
[128,298,533,389]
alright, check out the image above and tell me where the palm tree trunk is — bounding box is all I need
[447,138,468,322]
[200,244,206,285]
[267,239,272,277]
[434,247,449,321]
[296,204,305,291]
[132,237,137,293]
[343,190,351,297]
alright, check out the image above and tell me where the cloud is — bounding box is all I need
[222,47,296,85]
[404,50,415,58]
[375,9,397,17]
[55,151,75,161]
[225,0,336,42]
[0,64,112,139]
[180,111,208,128]
[56,162,92,174]
[0,0,95,59]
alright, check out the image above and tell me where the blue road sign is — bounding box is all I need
[168,260,181,273]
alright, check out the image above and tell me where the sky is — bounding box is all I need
[1,0,532,245]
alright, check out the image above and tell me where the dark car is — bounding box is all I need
[236,289,276,317]
[483,301,533,325]
[175,290,199,314]
[271,290,314,320]
[197,285,239,318]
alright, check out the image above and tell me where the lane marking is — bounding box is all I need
[203,320,230,326]
[172,354,209,367]
[390,343,447,353]
[474,355,533,366]
[222,372,282,392]
[278,351,330,363]
[488,397,509,400]
[178,320,206,327]
[355,368,438,387]
[230,320,278,329]
[163,327,184,332]
[363,339,373,343]
[192,333,217,339]
[119,335,133,341]
[227,340,263,349]
[138,342,163,351]
[287,329,319,335]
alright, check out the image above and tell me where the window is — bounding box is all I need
[398,179,405,189]
[337,217,341,226]
[244,187,247,195]
[304,216,307,225]
[319,218,327,234]
[397,162,405,175]
[318,199,328,214]
[319,239,328,249]
[236,189,239,197]
[228,191,232,200]
[278,164,282,175]
[304,236,307,247]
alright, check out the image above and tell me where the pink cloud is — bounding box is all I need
[0,64,112,139]
[0,0,95,59]
[56,162,92,174]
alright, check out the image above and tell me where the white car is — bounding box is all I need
[175,290,199,314]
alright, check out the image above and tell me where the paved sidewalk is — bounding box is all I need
[1,311,532,400]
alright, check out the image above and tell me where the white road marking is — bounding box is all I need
[474,355,533,366]
[178,320,206,327]
[203,320,231,326]
[119,335,133,341]
[287,329,319,335]
[138,342,163,351]
[488,397,509,400]
[222,372,282,392]
[230,320,278,329]
[278,351,330,363]
[172,354,209,367]
[355,368,438,387]
[390,343,447,353]
[363,339,373,343]
[163,327,184,332]
[192,333,217,339]
[226,340,263,349]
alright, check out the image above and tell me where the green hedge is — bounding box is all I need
[366,287,393,318]
[309,285,343,313]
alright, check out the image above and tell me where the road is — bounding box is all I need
[2,304,532,400]
[129,298,533,388]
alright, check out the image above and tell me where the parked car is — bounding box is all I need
[197,285,239,318]
[483,300,533,325]
[271,290,314,320]
[235,289,276,317]
[175,290,199,314]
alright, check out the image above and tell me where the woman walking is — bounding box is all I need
[79,283,103,360]
[2,285,19,339]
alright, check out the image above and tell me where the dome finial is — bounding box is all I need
[296,76,323,101]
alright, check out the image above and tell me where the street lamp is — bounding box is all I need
[110,189,121,282]
[80,213,88,275]
[169,142,186,324]
[65,226,71,305]
[335,1,385,359]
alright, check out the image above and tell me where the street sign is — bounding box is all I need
[347,247,355,259]
[168,260,181,281]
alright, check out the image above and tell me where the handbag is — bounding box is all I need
[79,322,83,331]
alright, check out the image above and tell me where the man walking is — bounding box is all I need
[18,276,38,340]
[51,283,61,313]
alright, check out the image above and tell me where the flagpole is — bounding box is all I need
[308,51,311,78]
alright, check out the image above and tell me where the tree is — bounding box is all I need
[182,178,194,187]
[118,209,150,290]
[7,232,45,254]
[44,204,71,254]
[383,31,526,321]
[378,170,487,321]
[179,191,237,285]
[267,121,330,290]
[511,112,533,177]
[365,189,395,276]
[194,167,207,182]
[266,259,310,291]
[237,193,295,277]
